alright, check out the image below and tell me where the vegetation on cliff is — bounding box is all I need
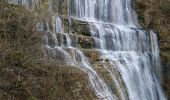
[1,0,169,99]
[0,1,96,100]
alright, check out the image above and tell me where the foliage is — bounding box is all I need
[0,1,96,100]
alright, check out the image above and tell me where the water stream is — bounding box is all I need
[70,0,166,100]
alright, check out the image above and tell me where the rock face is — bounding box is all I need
[133,0,170,98]
[4,0,168,99]
[40,0,166,100]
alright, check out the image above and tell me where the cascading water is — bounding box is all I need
[43,15,116,99]
[6,0,166,99]
[70,0,138,26]
[70,0,166,100]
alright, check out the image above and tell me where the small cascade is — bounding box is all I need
[55,17,63,33]
[68,48,116,100]
[43,16,116,99]
[5,0,38,8]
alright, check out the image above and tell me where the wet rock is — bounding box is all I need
[71,19,91,36]
[92,62,129,100]
[77,36,95,48]
[81,49,101,63]
[133,0,170,98]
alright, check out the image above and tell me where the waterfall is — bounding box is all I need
[6,0,166,99]
[70,0,139,26]
[70,0,166,100]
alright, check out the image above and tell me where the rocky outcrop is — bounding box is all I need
[133,0,170,98]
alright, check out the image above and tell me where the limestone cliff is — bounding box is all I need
[1,0,168,99]
[133,0,170,98]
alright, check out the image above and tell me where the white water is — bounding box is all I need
[70,0,166,100]
[6,0,166,99]
[70,0,139,27]
[43,16,116,99]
